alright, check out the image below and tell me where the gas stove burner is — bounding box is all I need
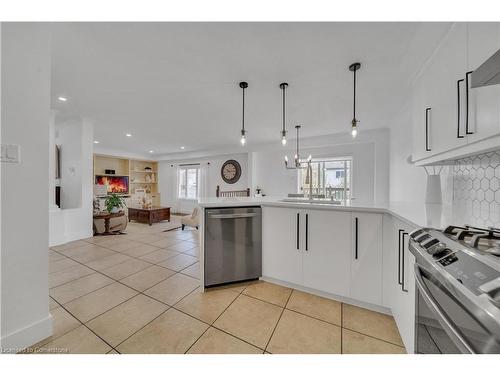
[443,225,468,235]
[443,224,500,256]
[444,225,485,241]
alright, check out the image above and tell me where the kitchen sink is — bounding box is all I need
[280,198,342,205]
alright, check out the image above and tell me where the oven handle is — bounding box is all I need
[414,264,474,354]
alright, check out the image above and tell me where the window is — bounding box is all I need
[298,157,352,200]
[178,165,200,199]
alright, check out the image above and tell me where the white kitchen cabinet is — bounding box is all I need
[262,206,302,285]
[427,23,468,154]
[466,22,500,143]
[350,212,383,306]
[411,75,428,161]
[411,22,500,163]
[412,23,467,161]
[382,215,417,353]
[302,209,351,297]
[263,206,383,305]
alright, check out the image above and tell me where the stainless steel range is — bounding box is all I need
[409,225,500,354]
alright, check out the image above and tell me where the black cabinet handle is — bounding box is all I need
[305,213,309,251]
[296,213,300,250]
[354,217,359,260]
[402,232,409,293]
[398,229,404,285]
[425,108,431,151]
[457,79,464,138]
[465,71,474,135]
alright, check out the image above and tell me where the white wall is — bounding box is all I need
[157,129,390,210]
[252,129,389,206]
[49,118,94,246]
[0,23,52,351]
[158,153,249,213]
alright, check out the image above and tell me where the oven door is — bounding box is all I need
[415,264,500,354]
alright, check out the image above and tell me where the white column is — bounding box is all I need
[1,23,52,351]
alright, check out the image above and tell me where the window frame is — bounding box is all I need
[296,156,353,200]
[177,165,200,200]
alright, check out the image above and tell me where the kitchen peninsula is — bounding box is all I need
[198,196,453,353]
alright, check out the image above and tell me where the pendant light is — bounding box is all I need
[284,125,311,169]
[349,62,361,138]
[239,81,248,145]
[279,82,288,145]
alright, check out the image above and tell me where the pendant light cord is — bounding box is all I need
[353,68,356,120]
[282,85,286,133]
[242,86,245,132]
[296,126,299,158]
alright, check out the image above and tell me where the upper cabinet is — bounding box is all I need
[412,23,500,163]
[466,23,500,144]
[427,24,468,155]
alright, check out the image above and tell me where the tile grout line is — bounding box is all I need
[341,302,343,354]
[183,282,261,354]
[341,327,406,349]
[263,288,293,353]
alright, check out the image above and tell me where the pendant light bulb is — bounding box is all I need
[351,119,358,138]
[351,126,358,138]
[281,130,287,146]
[240,130,247,146]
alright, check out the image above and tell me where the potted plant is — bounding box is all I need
[104,193,124,213]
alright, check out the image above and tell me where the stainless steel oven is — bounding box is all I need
[410,227,500,354]
[415,264,500,353]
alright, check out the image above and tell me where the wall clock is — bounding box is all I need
[221,159,242,184]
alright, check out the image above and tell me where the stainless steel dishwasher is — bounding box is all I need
[204,206,262,287]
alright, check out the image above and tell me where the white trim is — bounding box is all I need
[413,134,500,166]
[0,313,53,353]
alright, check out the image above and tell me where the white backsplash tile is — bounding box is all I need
[453,150,500,228]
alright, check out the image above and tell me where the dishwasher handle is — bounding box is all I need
[207,213,259,219]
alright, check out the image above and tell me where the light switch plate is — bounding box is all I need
[1,144,21,163]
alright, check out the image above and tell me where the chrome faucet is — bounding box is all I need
[305,159,313,201]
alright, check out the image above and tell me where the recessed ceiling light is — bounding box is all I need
[180,146,185,150]
[149,150,154,153]
[57,96,67,102]
[93,140,99,144]
[126,133,132,137]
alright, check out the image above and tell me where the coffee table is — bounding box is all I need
[128,206,171,225]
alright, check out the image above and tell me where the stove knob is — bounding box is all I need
[427,242,447,255]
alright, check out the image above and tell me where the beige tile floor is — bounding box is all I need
[30,217,406,354]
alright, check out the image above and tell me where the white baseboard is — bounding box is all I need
[0,313,53,353]
[260,276,392,316]
[64,229,93,243]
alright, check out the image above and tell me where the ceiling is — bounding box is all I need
[50,22,440,158]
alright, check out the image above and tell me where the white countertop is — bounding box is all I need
[197,197,455,229]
